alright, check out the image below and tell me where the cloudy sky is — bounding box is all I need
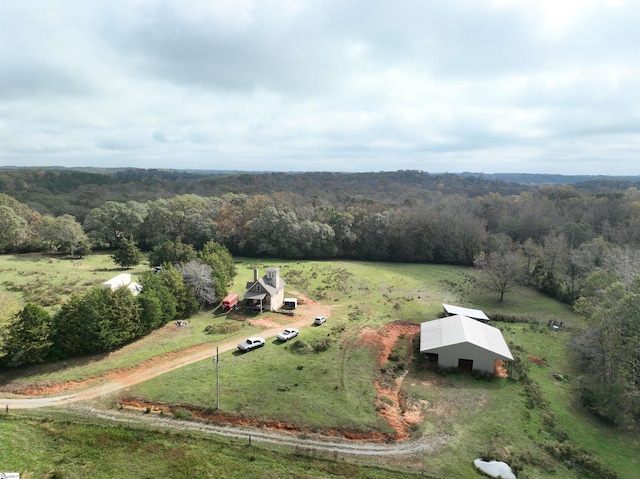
[1,0,638,174]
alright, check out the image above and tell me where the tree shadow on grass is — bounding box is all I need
[0,351,110,387]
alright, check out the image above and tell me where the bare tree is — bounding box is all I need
[474,250,522,301]
[176,260,218,306]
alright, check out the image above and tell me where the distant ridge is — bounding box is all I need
[459,172,640,185]
[2,166,638,185]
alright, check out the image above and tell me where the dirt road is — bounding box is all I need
[1,311,324,409]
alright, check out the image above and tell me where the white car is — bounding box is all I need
[237,337,266,352]
[276,328,299,342]
[314,316,327,325]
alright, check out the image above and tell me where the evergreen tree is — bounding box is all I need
[50,292,102,358]
[111,237,144,269]
[138,271,178,328]
[155,264,200,319]
[1,303,52,367]
[198,240,236,298]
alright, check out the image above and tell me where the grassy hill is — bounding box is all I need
[0,255,638,478]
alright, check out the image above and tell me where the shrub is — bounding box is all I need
[544,441,618,479]
[310,337,333,352]
[289,340,313,355]
[172,408,194,420]
[471,369,494,381]
[204,321,244,335]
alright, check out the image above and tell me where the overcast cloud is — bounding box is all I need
[1,0,638,174]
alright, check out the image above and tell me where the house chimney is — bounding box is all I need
[254,267,259,282]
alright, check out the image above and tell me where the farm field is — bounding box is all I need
[1,255,639,478]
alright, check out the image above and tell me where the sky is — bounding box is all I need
[0,0,639,175]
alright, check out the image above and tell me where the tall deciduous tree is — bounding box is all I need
[148,240,197,267]
[43,214,91,257]
[0,205,27,251]
[137,270,178,330]
[153,264,200,319]
[84,200,148,248]
[0,292,23,365]
[198,240,235,298]
[573,275,640,424]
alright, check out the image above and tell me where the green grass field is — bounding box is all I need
[1,254,639,478]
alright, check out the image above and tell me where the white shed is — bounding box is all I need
[442,303,490,323]
[101,273,132,292]
[420,315,513,373]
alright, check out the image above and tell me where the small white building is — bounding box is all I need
[420,315,513,374]
[442,303,490,323]
[102,273,141,296]
[102,273,132,291]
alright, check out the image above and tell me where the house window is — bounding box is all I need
[256,285,261,292]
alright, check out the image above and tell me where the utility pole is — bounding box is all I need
[215,346,220,410]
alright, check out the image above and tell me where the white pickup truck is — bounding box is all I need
[237,337,266,352]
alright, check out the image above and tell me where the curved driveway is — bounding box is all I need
[1,316,317,409]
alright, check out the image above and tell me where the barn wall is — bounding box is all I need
[432,344,500,373]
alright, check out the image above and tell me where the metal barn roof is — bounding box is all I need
[420,314,513,360]
[442,303,490,322]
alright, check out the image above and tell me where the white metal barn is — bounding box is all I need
[420,314,513,373]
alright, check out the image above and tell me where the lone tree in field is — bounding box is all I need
[111,237,144,269]
[474,250,522,301]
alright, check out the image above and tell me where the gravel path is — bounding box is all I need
[67,404,449,457]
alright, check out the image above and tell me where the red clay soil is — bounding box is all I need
[119,397,391,442]
[359,320,423,441]
[8,342,214,396]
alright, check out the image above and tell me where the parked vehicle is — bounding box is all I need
[221,293,239,311]
[314,316,327,325]
[237,337,265,352]
[276,328,299,341]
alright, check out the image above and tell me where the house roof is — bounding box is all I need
[442,303,490,322]
[244,291,266,300]
[420,315,513,361]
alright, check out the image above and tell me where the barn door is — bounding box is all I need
[458,358,473,372]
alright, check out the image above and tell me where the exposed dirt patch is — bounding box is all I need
[248,317,282,328]
[528,356,545,365]
[495,359,509,377]
[358,320,424,441]
[2,342,214,396]
[15,378,96,396]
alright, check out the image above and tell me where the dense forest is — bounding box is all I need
[1,167,639,425]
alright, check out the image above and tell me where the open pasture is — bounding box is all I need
[2,255,638,478]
